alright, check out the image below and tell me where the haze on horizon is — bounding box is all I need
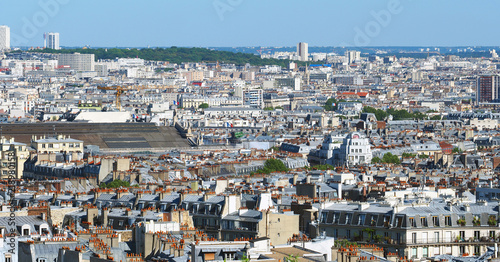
[1,0,499,48]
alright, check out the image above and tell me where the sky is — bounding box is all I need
[1,0,499,48]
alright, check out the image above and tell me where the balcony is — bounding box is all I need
[384,237,497,247]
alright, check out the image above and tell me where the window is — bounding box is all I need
[411,248,417,258]
[474,231,480,240]
[423,247,428,258]
[459,231,465,240]
[445,216,451,226]
[119,220,124,227]
[358,214,366,225]
[432,216,439,227]
[346,229,351,239]
[5,257,11,262]
[434,232,440,243]
[42,144,46,148]
[396,216,404,227]
[474,246,480,256]
[108,219,114,226]
[224,253,235,261]
[409,217,416,227]
[48,144,53,148]
[434,247,440,255]
[459,246,466,256]
[345,214,352,224]
[23,228,29,236]
[421,217,428,227]
[412,233,417,244]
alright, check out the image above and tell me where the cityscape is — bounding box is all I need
[2,1,500,262]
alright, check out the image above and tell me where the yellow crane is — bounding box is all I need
[97,85,177,110]
[97,85,129,111]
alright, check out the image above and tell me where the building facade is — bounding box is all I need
[297,42,308,62]
[58,53,95,71]
[0,25,10,50]
[46,32,60,50]
[476,75,500,104]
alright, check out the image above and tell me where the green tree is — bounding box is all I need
[371,157,382,164]
[324,98,338,111]
[199,103,209,109]
[430,115,441,120]
[402,152,416,158]
[362,106,388,121]
[452,147,462,153]
[100,179,130,188]
[382,152,400,164]
[418,154,429,159]
[253,158,289,174]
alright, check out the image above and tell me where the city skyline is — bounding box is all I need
[1,0,500,48]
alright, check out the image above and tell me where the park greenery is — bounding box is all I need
[251,158,288,175]
[402,152,417,158]
[198,103,209,109]
[371,152,400,164]
[324,98,346,111]
[22,47,304,67]
[264,106,284,111]
[362,106,427,121]
[99,179,130,188]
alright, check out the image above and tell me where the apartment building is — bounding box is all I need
[319,201,499,259]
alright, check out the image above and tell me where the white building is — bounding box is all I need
[346,50,361,64]
[297,42,308,62]
[338,132,373,166]
[0,25,10,50]
[46,32,60,50]
[58,53,95,71]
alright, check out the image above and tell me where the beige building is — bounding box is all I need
[221,209,300,246]
[0,137,30,178]
[31,135,83,154]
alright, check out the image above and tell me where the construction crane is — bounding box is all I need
[97,85,170,111]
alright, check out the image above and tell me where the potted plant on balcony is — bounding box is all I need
[488,215,497,226]
[473,217,480,226]
[457,218,466,226]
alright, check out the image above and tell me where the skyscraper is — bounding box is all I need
[297,42,308,62]
[0,26,10,51]
[346,50,361,64]
[476,75,500,104]
[46,32,60,50]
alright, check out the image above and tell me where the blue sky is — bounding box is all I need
[1,0,499,48]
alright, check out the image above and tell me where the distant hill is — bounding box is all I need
[25,47,304,67]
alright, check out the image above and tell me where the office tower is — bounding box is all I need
[476,75,500,104]
[0,26,10,50]
[297,42,308,62]
[346,50,361,64]
[58,53,95,71]
[46,32,60,50]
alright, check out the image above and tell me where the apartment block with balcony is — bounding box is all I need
[318,201,499,259]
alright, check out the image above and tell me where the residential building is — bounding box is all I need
[46,32,60,50]
[0,136,30,179]
[58,53,95,71]
[476,75,500,104]
[319,201,499,259]
[0,25,10,50]
[297,42,308,62]
[338,132,373,166]
[31,135,83,154]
